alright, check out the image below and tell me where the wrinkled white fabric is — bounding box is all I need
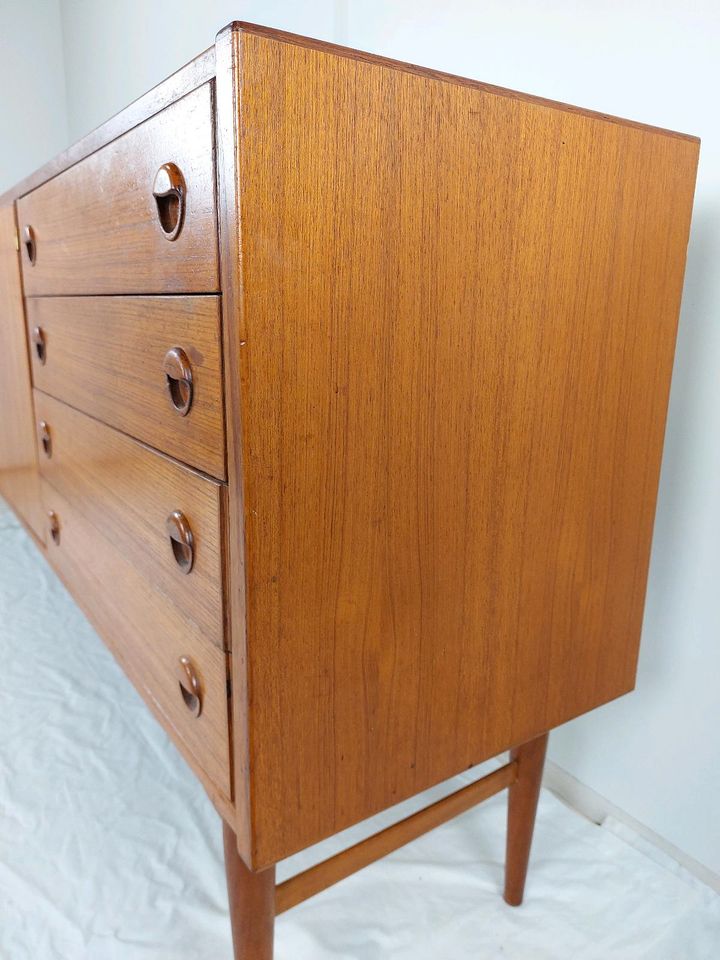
[1,497,718,959]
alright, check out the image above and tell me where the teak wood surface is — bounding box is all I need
[223,823,276,960]
[17,84,218,296]
[34,392,226,652]
[275,760,519,915]
[0,21,700,942]
[223,26,699,867]
[0,205,44,541]
[26,295,226,479]
[0,47,216,207]
[40,475,232,801]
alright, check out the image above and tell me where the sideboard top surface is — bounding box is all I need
[0,20,698,207]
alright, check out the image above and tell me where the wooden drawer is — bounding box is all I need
[0,206,44,542]
[34,392,226,651]
[40,477,231,800]
[26,295,225,479]
[17,84,218,295]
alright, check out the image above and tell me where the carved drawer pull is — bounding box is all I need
[38,420,52,458]
[152,163,186,240]
[47,510,60,545]
[166,510,194,573]
[163,347,193,416]
[176,655,203,718]
[22,224,36,264]
[31,326,46,364]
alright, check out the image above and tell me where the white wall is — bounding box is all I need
[10,0,720,877]
[0,0,68,193]
[58,0,340,142]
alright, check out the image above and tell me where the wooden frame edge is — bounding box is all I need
[214,24,254,866]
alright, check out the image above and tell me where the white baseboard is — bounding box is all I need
[543,760,720,895]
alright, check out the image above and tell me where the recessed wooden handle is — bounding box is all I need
[31,326,46,365]
[166,510,194,573]
[152,163,186,240]
[163,347,193,416]
[47,510,60,545]
[38,420,52,458]
[176,655,203,718]
[22,224,36,264]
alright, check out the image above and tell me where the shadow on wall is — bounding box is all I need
[643,201,720,676]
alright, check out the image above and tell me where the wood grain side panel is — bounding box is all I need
[0,205,44,539]
[40,477,232,800]
[236,33,698,865]
[17,85,218,296]
[26,295,225,479]
[34,392,226,651]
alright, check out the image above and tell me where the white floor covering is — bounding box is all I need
[1,498,719,959]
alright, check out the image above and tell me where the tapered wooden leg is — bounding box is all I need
[503,731,548,906]
[223,821,276,959]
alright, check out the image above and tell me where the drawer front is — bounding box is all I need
[27,295,225,479]
[17,84,218,295]
[40,477,231,799]
[0,206,44,542]
[34,392,225,651]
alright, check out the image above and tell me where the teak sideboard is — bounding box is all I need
[0,21,699,957]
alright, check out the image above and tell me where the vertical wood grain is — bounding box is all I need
[234,31,698,867]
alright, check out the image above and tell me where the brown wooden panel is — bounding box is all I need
[26,295,225,479]
[35,392,226,650]
[215,27,254,863]
[230,31,698,866]
[0,205,44,539]
[17,84,218,295]
[40,477,231,800]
